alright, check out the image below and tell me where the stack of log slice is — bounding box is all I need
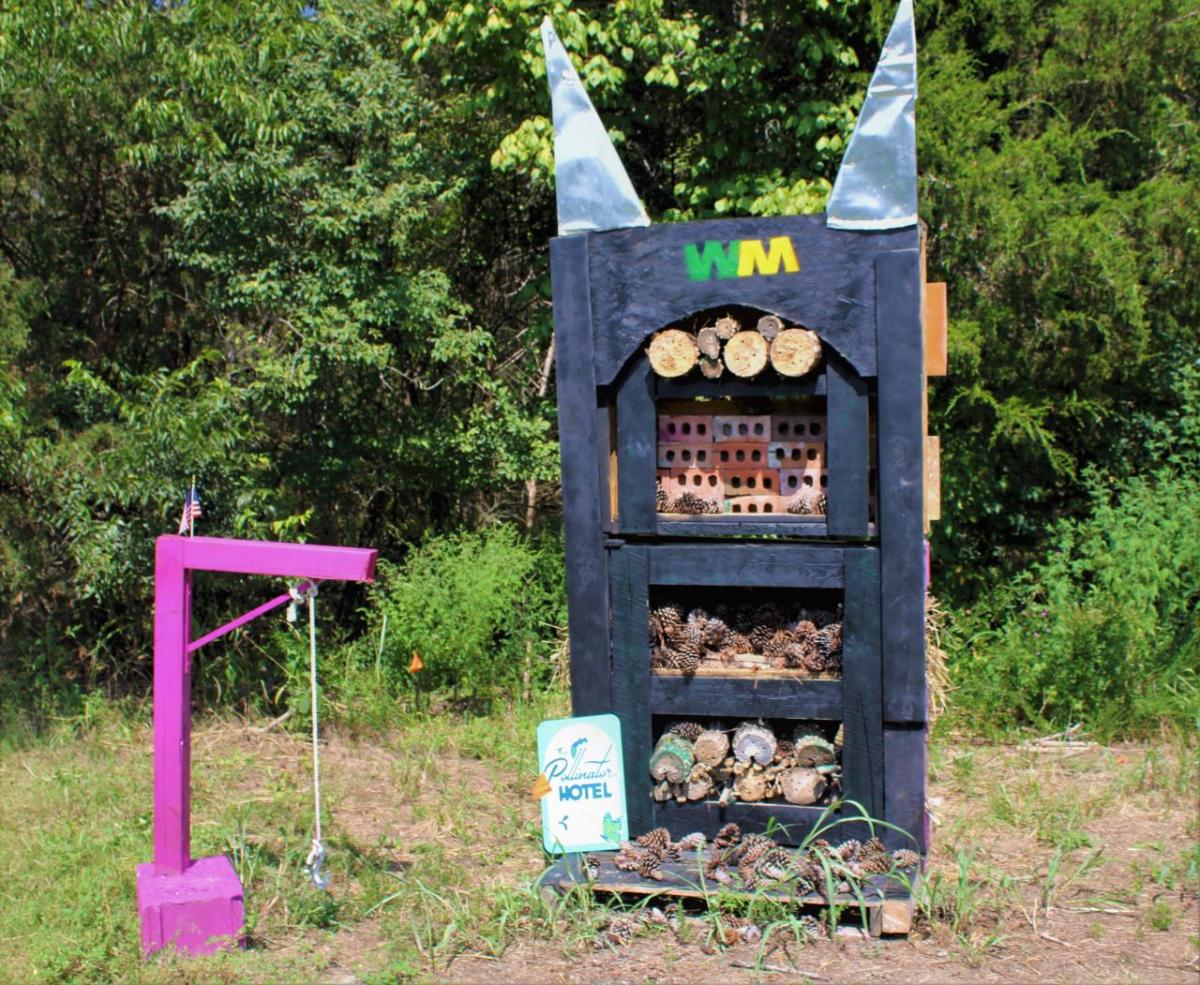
[650,601,843,676]
[647,313,822,381]
[649,721,840,806]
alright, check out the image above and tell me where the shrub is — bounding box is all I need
[370,525,565,703]
[952,468,1200,737]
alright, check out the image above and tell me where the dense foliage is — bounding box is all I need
[0,0,1195,731]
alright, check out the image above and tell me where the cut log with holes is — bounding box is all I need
[756,314,784,341]
[692,729,730,769]
[791,734,836,768]
[699,356,724,379]
[712,315,740,340]
[779,767,827,805]
[686,764,714,801]
[769,328,822,377]
[734,767,769,802]
[647,329,699,378]
[733,722,777,765]
[696,325,722,360]
[651,779,672,802]
[723,331,769,378]
[649,732,695,784]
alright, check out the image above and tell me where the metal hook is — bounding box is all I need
[305,839,330,891]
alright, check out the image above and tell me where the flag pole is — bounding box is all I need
[189,475,196,538]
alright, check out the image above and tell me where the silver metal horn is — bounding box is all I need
[541,18,650,236]
[826,0,918,231]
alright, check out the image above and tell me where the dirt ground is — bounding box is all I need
[250,728,1199,985]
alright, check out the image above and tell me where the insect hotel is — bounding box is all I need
[543,0,943,931]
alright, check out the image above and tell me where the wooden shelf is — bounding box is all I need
[651,672,842,719]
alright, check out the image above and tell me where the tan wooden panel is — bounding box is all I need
[924,281,948,376]
[924,435,941,528]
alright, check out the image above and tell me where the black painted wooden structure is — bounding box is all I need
[551,213,927,853]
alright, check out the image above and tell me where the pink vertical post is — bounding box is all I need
[152,536,190,874]
[137,534,377,957]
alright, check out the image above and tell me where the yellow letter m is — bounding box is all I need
[736,236,800,278]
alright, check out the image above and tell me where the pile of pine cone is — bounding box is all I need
[656,485,721,515]
[786,490,829,515]
[649,601,843,675]
[602,823,919,895]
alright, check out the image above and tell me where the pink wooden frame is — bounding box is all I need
[137,535,376,956]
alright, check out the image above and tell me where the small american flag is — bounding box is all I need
[177,483,202,535]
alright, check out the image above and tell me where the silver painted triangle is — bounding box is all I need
[541,18,650,236]
[826,0,918,231]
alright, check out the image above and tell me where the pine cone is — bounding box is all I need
[677,832,707,852]
[614,847,643,872]
[857,853,891,875]
[762,629,796,662]
[701,617,730,651]
[638,847,666,881]
[863,836,886,857]
[634,827,672,851]
[655,484,670,512]
[892,849,921,869]
[668,721,704,742]
[836,839,862,861]
[596,915,637,948]
[757,847,794,882]
[748,623,775,653]
[815,492,828,515]
[713,822,742,850]
[816,623,843,661]
[787,493,813,515]
[792,619,818,642]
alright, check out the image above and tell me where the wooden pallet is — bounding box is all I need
[538,851,921,936]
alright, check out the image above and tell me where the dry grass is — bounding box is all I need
[0,701,1195,984]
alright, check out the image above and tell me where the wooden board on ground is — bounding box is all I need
[540,852,921,936]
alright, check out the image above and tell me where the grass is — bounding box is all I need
[0,695,1197,984]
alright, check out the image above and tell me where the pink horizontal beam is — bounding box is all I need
[173,535,377,582]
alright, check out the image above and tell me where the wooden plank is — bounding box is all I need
[924,281,947,377]
[616,357,657,534]
[551,235,611,716]
[841,548,884,824]
[646,544,845,588]
[884,725,927,854]
[656,517,833,537]
[656,374,827,400]
[609,545,653,835]
[547,849,915,909]
[826,352,871,537]
[598,405,614,532]
[924,435,941,527]
[650,675,843,719]
[653,800,835,845]
[881,871,921,934]
[588,214,916,385]
[875,247,927,724]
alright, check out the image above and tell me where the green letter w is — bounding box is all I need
[683,241,740,281]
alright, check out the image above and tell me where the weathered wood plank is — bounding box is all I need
[646,544,845,588]
[876,248,927,723]
[924,281,947,377]
[924,434,941,527]
[650,674,843,719]
[826,352,871,536]
[588,215,912,385]
[615,358,658,534]
[655,517,833,538]
[551,235,611,716]
[656,374,827,400]
[609,545,653,835]
[841,549,884,823]
[652,800,834,845]
[884,724,927,854]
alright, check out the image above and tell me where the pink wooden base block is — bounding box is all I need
[137,855,244,956]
